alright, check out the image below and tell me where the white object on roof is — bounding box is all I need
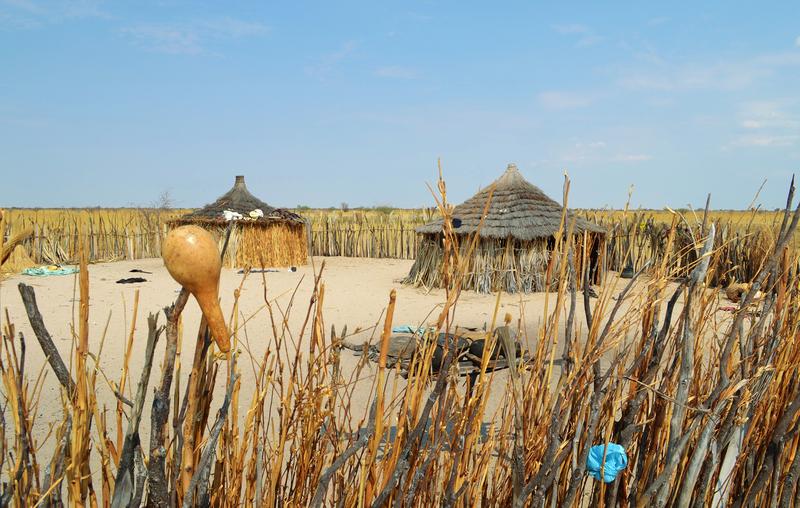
[249,209,264,219]
[222,210,243,221]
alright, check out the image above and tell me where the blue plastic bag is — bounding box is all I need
[586,443,628,483]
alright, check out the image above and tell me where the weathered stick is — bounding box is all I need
[181,367,239,508]
[147,289,189,507]
[310,404,377,508]
[18,283,75,396]
[110,313,163,508]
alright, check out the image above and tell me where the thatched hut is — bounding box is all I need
[404,164,605,293]
[170,175,307,268]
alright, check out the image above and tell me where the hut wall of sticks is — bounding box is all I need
[404,164,606,293]
[169,175,308,268]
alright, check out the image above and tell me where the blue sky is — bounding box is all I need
[1,1,799,210]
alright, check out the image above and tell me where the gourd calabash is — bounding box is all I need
[163,225,231,352]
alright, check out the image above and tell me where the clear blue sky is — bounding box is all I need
[1,1,798,210]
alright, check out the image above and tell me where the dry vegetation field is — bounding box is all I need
[2,182,800,506]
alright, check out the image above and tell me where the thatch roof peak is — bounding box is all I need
[493,163,546,192]
[180,175,304,224]
[416,163,604,241]
[497,163,521,183]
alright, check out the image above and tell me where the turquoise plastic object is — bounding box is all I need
[586,443,628,483]
[23,266,79,276]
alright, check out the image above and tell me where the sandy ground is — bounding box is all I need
[0,256,717,478]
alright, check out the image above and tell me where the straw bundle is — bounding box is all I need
[0,225,35,276]
[0,245,35,276]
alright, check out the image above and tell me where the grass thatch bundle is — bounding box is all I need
[0,224,35,276]
[0,245,35,276]
[406,163,605,293]
[169,175,308,268]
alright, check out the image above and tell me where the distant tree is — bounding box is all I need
[296,204,311,211]
[150,189,174,210]
[138,189,175,242]
[341,202,350,212]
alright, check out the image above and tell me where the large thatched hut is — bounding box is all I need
[170,175,307,268]
[404,164,605,293]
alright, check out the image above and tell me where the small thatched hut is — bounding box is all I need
[404,164,605,293]
[170,175,307,268]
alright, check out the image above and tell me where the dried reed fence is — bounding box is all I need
[1,209,187,264]
[305,210,433,259]
[3,174,800,506]
[590,210,779,286]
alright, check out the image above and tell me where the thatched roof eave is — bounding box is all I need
[415,164,605,239]
[415,222,605,240]
[177,175,305,225]
[169,214,305,227]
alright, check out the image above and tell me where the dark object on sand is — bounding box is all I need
[436,333,471,353]
[621,261,635,279]
[585,286,599,299]
[430,334,471,373]
[725,283,749,303]
[116,277,147,284]
[468,339,502,361]
[343,327,528,379]
[130,269,152,274]
[467,336,522,364]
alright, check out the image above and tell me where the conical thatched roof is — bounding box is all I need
[416,164,604,241]
[180,176,303,224]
